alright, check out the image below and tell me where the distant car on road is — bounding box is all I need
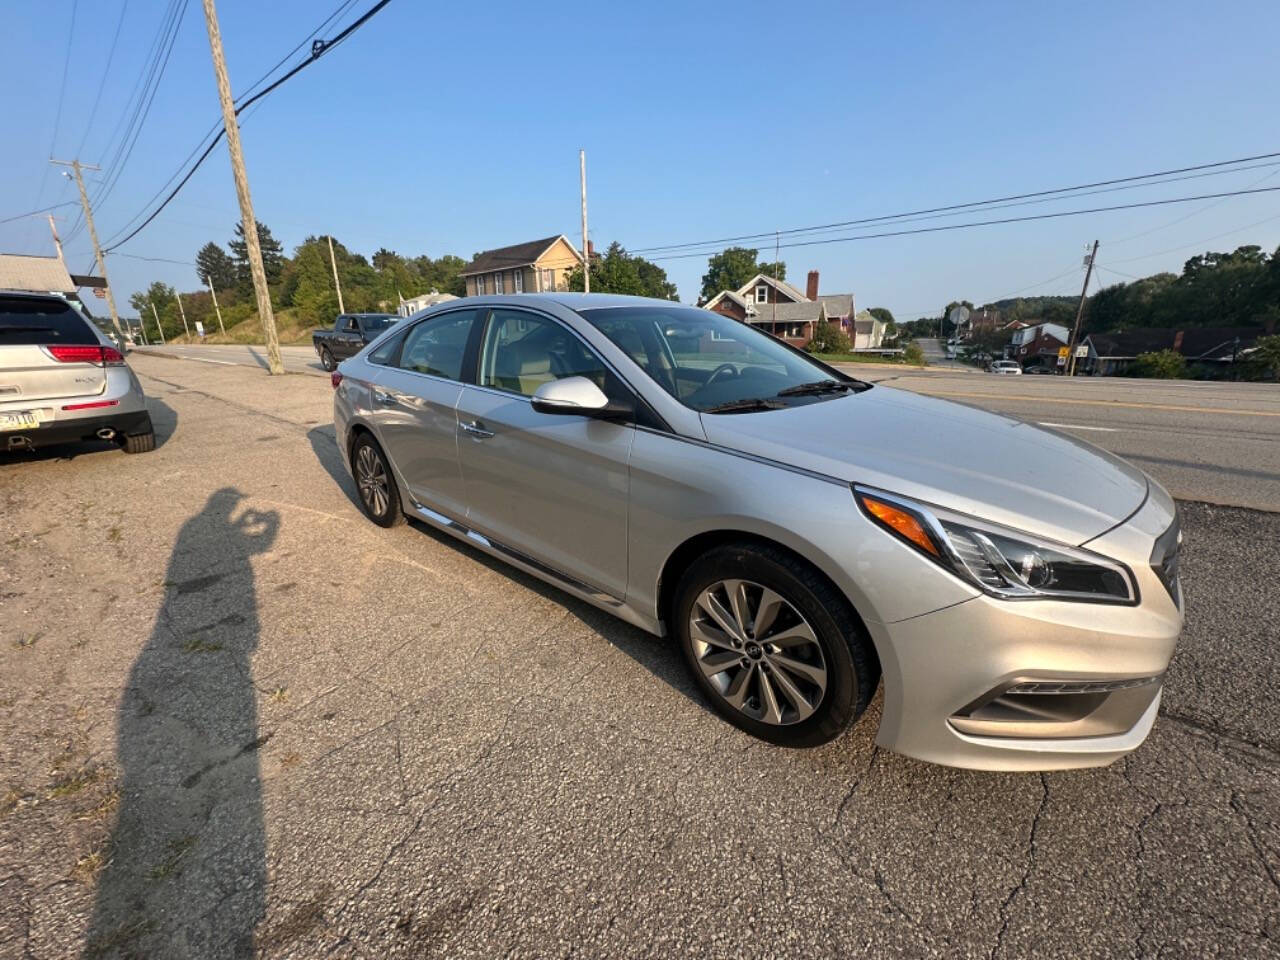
[990,360,1023,375]
[328,294,1182,771]
[313,313,398,371]
[1,291,155,454]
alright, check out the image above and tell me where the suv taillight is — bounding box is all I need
[44,345,125,366]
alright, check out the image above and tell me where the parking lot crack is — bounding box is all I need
[1230,791,1280,897]
[988,772,1048,960]
[829,745,878,833]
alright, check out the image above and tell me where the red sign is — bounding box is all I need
[92,287,106,299]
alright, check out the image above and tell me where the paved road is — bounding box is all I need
[1,354,1276,959]
[133,343,327,376]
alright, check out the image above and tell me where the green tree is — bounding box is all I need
[868,307,896,326]
[699,247,786,303]
[1130,349,1188,379]
[195,242,236,290]
[1246,334,1280,380]
[902,341,925,365]
[128,282,181,339]
[566,242,678,299]
[229,219,285,287]
[805,320,851,355]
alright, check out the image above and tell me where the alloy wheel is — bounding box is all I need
[355,443,390,517]
[689,579,828,725]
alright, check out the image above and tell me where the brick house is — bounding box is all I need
[704,271,858,348]
[459,235,584,298]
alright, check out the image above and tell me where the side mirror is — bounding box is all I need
[531,376,631,420]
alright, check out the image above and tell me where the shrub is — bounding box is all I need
[1129,349,1187,379]
[1246,334,1280,381]
[902,341,925,365]
[805,320,852,355]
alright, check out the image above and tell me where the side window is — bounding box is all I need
[368,329,405,365]
[478,309,608,398]
[397,311,476,380]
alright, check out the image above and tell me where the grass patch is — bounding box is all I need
[84,917,155,958]
[73,847,109,885]
[279,751,302,769]
[49,765,108,799]
[74,789,120,823]
[14,631,41,649]
[106,526,122,542]
[1,786,31,819]
[268,686,290,704]
[147,834,197,881]
[183,638,224,654]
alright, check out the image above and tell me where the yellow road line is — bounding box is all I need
[907,390,1280,418]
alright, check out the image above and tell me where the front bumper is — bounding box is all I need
[868,486,1182,771]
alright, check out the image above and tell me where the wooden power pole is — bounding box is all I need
[579,149,589,293]
[206,278,225,334]
[200,0,282,374]
[51,159,127,350]
[176,291,191,338]
[150,301,166,345]
[1066,240,1099,377]
[327,235,346,314]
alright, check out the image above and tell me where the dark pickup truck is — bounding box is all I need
[313,313,398,371]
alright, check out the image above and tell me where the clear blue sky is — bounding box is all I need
[3,0,1279,319]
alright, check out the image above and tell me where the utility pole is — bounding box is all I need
[200,0,282,374]
[579,149,589,293]
[51,159,127,351]
[1066,240,1099,376]
[176,291,191,338]
[47,215,64,263]
[327,235,346,314]
[150,301,166,344]
[206,277,225,334]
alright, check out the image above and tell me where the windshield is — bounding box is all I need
[361,315,397,334]
[577,305,866,412]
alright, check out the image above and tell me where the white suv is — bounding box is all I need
[990,360,1023,375]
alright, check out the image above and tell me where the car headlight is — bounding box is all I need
[854,485,1138,604]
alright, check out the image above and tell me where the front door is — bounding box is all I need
[334,316,364,359]
[455,307,634,600]
[370,309,479,520]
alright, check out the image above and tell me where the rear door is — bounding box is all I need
[454,307,634,600]
[370,308,480,520]
[0,298,107,416]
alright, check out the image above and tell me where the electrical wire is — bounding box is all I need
[101,0,361,246]
[0,201,80,226]
[1109,210,1280,264]
[103,0,395,253]
[74,0,131,158]
[645,186,1280,262]
[629,150,1280,255]
[48,0,80,160]
[1104,166,1280,245]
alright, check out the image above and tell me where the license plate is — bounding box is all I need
[0,411,38,431]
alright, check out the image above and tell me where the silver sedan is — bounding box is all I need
[330,294,1182,771]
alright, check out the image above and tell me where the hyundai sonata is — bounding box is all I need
[330,294,1181,771]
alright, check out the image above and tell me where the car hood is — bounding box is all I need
[698,386,1149,545]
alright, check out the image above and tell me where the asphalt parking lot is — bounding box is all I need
[1,354,1277,959]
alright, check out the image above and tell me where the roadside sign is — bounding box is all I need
[1057,346,1069,358]
[92,287,106,299]
[195,321,206,339]
[1057,356,1066,366]
[1075,345,1088,358]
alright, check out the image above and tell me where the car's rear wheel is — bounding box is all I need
[352,434,403,527]
[320,347,336,372]
[121,415,156,454]
[673,542,878,747]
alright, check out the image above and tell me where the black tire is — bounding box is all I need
[121,415,157,454]
[672,541,878,747]
[320,347,336,372]
[350,433,403,527]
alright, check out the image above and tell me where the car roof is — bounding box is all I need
[458,292,690,312]
[0,289,73,303]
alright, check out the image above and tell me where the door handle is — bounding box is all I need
[460,420,495,439]
[373,390,401,406]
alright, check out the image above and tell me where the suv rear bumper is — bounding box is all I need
[2,409,152,450]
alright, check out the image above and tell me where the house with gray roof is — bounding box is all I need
[704,269,859,347]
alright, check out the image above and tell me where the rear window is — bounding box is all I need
[0,298,96,345]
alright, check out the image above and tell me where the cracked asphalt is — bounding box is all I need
[0,354,1277,958]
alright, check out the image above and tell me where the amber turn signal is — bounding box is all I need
[858,494,941,557]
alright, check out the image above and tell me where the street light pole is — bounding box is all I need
[579,149,589,293]
[200,0,283,374]
[1066,240,1099,377]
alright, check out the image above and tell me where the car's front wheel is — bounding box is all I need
[351,434,403,527]
[673,543,878,747]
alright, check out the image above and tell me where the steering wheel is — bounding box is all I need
[705,363,739,386]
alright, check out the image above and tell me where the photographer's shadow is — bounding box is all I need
[85,488,279,958]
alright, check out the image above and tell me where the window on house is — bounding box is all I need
[542,268,555,291]
[513,269,523,293]
[495,272,505,294]
[755,285,768,304]
[474,276,485,296]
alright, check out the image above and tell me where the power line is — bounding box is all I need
[645,186,1280,262]
[48,0,80,161]
[1104,165,1280,245]
[629,150,1280,255]
[109,251,195,265]
[74,0,131,157]
[100,0,360,247]
[0,201,80,226]
[103,0,395,253]
[1109,210,1280,264]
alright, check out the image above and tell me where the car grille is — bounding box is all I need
[1150,515,1182,605]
